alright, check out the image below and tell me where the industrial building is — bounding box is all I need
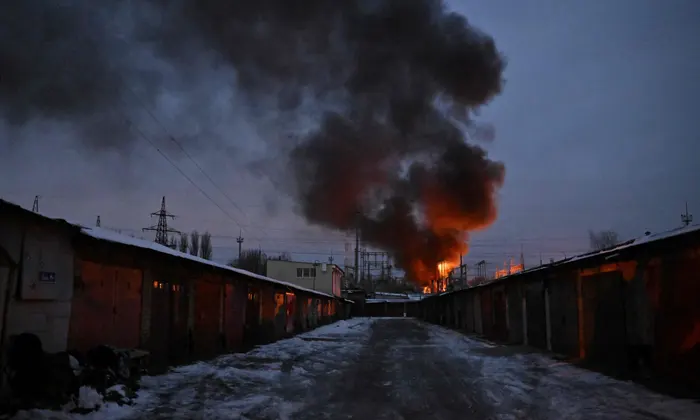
[266,259,343,297]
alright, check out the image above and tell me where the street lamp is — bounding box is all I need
[312,260,320,291]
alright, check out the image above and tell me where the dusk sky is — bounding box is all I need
[1,0,698,275]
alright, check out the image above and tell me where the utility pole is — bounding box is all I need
[681,202,693,227]
[96,216,101,227]
[520,244,525,270]
[236,230,244,261]
[32,195,39,213]
[142,196,180,246]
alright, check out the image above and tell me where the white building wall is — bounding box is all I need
[0,209,76,353]
[266,260,342,297]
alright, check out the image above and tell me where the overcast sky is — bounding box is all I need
[1,0,698,274]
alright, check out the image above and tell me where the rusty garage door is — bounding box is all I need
[480,289,494,339]
[224,282,247,351]
[525,279,547,349]
[194,277,223,360]
[655,252,700,385]
[548,272,580,358]
[506,282,523,344]
[148,278,171,369]
[492,287,508,342]
[581,269,627,373]
[69,260,142,352]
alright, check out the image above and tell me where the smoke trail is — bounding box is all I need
[170,0,506,283]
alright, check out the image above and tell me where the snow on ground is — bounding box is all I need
[428,324,700,420]
[14,318,700,420]
[11,318,373,420]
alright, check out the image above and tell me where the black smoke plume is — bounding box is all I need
[0,0,506,284]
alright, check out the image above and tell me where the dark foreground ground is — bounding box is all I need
[15,318,700,420]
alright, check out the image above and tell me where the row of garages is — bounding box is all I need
[0,199,352,375]
[421,224,700,386]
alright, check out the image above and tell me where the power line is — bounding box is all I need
[71,34,256,237]
[122,112,247,229]
[100,227,589,250]
[121,85,267,237]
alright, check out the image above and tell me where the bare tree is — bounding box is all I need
[589,230,619,251]
[167,235,177,249]
[234,249,267,275]
[268,252,292,261]
[200,231,213,260]
[189,230,200,256]
[178,233,188,253]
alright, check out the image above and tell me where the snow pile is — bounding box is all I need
[302,318,373,338]
[11,385,141,420]
[77,387,102,411]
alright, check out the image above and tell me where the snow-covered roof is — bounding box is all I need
[365,299,419,304]
[374,292,408,297]
[0,199,343,299]
[566,224,700,264]
[79,226,337,299]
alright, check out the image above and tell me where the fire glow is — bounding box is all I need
[494,259,524,279]
[423,260,458,294]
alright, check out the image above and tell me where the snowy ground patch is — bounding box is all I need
[11,318,372,420]
[427,323,700,420]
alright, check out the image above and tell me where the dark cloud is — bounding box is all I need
[171,0,506,283]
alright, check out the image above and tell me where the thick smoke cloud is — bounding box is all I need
[0,1,164,149]
[0,0,506,284]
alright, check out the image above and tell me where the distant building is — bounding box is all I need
[266,260,343,297]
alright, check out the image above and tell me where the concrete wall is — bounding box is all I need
[0,211,76,353]
[266,260,342,296]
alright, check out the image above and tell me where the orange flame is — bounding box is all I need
[403,174,500,289]
[494,259,523,279]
